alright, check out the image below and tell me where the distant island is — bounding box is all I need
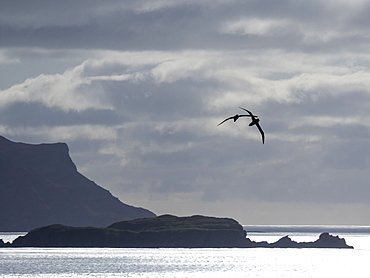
[1,215,353,249]
[0,136,155,231]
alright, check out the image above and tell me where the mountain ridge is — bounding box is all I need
[0,136,156,231]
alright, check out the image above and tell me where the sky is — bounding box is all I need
[1,0,370,225]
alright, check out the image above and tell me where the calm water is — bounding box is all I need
[1,226,369,277]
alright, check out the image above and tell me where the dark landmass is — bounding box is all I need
[10,215,248,248]
[247,232,352,248]
[5,215,353,248]
[0,239,9,247]
[0,136,156,231]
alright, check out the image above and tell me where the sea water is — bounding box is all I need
[1,226,369,277]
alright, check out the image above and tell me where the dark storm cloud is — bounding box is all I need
[1,0,369,52]
[2,0,370,224]
[0,1,208,50]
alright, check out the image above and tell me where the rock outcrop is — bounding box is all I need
[245,232,352,248]
[8,215,353,248]
[0,136,156,231]
[11,215,248,248]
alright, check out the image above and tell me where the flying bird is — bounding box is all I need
[239,107,264,144]
[217,107,265,144]
[217,113,253,126]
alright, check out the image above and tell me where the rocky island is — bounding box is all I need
[3,215,353,249]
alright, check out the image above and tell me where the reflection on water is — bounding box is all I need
[1,246,370,277]
[1,227,370,277]
[0,232,26,244]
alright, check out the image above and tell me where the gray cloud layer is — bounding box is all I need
[1,0,370,224]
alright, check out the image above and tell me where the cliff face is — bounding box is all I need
[0,136,156,231]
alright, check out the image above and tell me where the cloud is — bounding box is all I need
[0,51,19,64]
[1,0,367,52]
[2,0,370,224]
[222,18,292,37]
[0,124,119,142]
[0,62,113,111]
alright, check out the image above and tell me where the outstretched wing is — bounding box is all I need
[239,107,254,117]
[256,122,265,144]
[217,116,234,126]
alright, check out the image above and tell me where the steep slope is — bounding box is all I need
[0,136,156,231]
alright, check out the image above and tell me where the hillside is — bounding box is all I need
[0,136,156,231]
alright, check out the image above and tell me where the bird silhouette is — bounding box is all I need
[217,107,265,144]
[239,107,264,144]
[217,114,253,126]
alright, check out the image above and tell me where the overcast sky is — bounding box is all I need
[2,0,370,225]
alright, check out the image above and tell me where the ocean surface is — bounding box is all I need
[1,225,370,277]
